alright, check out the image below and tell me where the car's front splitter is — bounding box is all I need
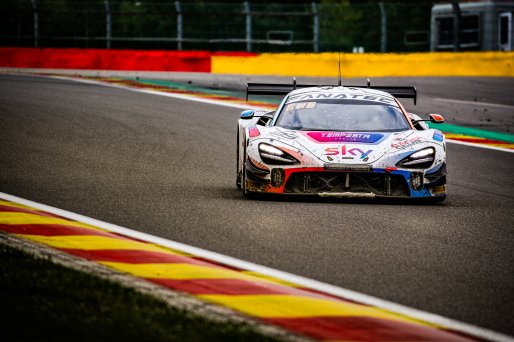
[245,165,446,198]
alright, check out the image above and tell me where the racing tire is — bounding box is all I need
[236,129,241,189]
[241,142,252,198]
[241,150,249,197]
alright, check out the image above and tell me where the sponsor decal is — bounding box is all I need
[433,130,444,142]
[248,126,260,138]
[269,129,298,140]
[289,93,395,105]
[284,102,317,111]
[307,131,383,143]
[391,136,423,150]
[324,145,373,159]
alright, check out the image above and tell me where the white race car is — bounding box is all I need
[237,81,446,201]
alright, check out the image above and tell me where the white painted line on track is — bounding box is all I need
[1,191,512,342]
[48,74,514,155]
[51,75,264,111]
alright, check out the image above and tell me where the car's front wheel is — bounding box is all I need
[241,148,249,197]
[236,129,241,189]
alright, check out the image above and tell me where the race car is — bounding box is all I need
[236,80,446,201]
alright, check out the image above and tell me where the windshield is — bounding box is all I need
[275,99,410,132]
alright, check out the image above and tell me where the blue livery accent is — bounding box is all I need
[433,130,444,142]
[240,109,255,118]
[372,169,437,198]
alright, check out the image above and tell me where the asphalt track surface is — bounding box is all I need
[1,74,513,336]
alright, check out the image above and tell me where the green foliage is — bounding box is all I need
[319,1,363,52]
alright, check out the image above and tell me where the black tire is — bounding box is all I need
[241,145,249,197]
[239,133,254,198]
[236,129,241,189]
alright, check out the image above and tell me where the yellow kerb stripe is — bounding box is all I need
[0,212,95,229]
[198,294,432,326]
[445,134,485,140]
[0,200,40,211]
[486,143,514,149]
[101,261,283,284]
[16,234,172,254]
[241,271,301,288]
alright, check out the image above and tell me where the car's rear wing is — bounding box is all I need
[246,79,417,105]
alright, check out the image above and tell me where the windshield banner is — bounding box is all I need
[305,131,384,144]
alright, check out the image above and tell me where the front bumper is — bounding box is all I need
[245,163,446,199]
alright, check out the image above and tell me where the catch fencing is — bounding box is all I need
[1,1,508,52]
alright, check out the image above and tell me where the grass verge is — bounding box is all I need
[0,243,280,342]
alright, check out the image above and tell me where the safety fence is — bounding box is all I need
[1,1,439,53]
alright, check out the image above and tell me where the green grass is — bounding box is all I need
[0,243,280,342]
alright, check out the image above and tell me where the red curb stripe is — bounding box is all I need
[0,224,115,237]
[58,250,355,300]
[0,204,62,218]
[0,198,484,341]
[296,287,364,305]
[262,316,477,341]
[58,248,217,268]
[148,278,336,298]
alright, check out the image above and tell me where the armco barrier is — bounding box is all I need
[212,51,514,77]
[1,47,513,77]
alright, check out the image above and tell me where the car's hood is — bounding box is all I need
[257,126,441,165]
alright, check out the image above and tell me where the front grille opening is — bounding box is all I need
[284,172,409,196]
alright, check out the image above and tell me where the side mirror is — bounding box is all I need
[240,110,255,119]
[412,113,445,126]
[429,114,444,124]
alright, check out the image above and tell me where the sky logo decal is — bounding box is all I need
[325,146,373,159]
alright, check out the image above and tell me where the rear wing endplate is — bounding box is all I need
[246,79,417,105]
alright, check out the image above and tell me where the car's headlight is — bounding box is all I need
[396,147,435,169]
[258,143,298,165]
